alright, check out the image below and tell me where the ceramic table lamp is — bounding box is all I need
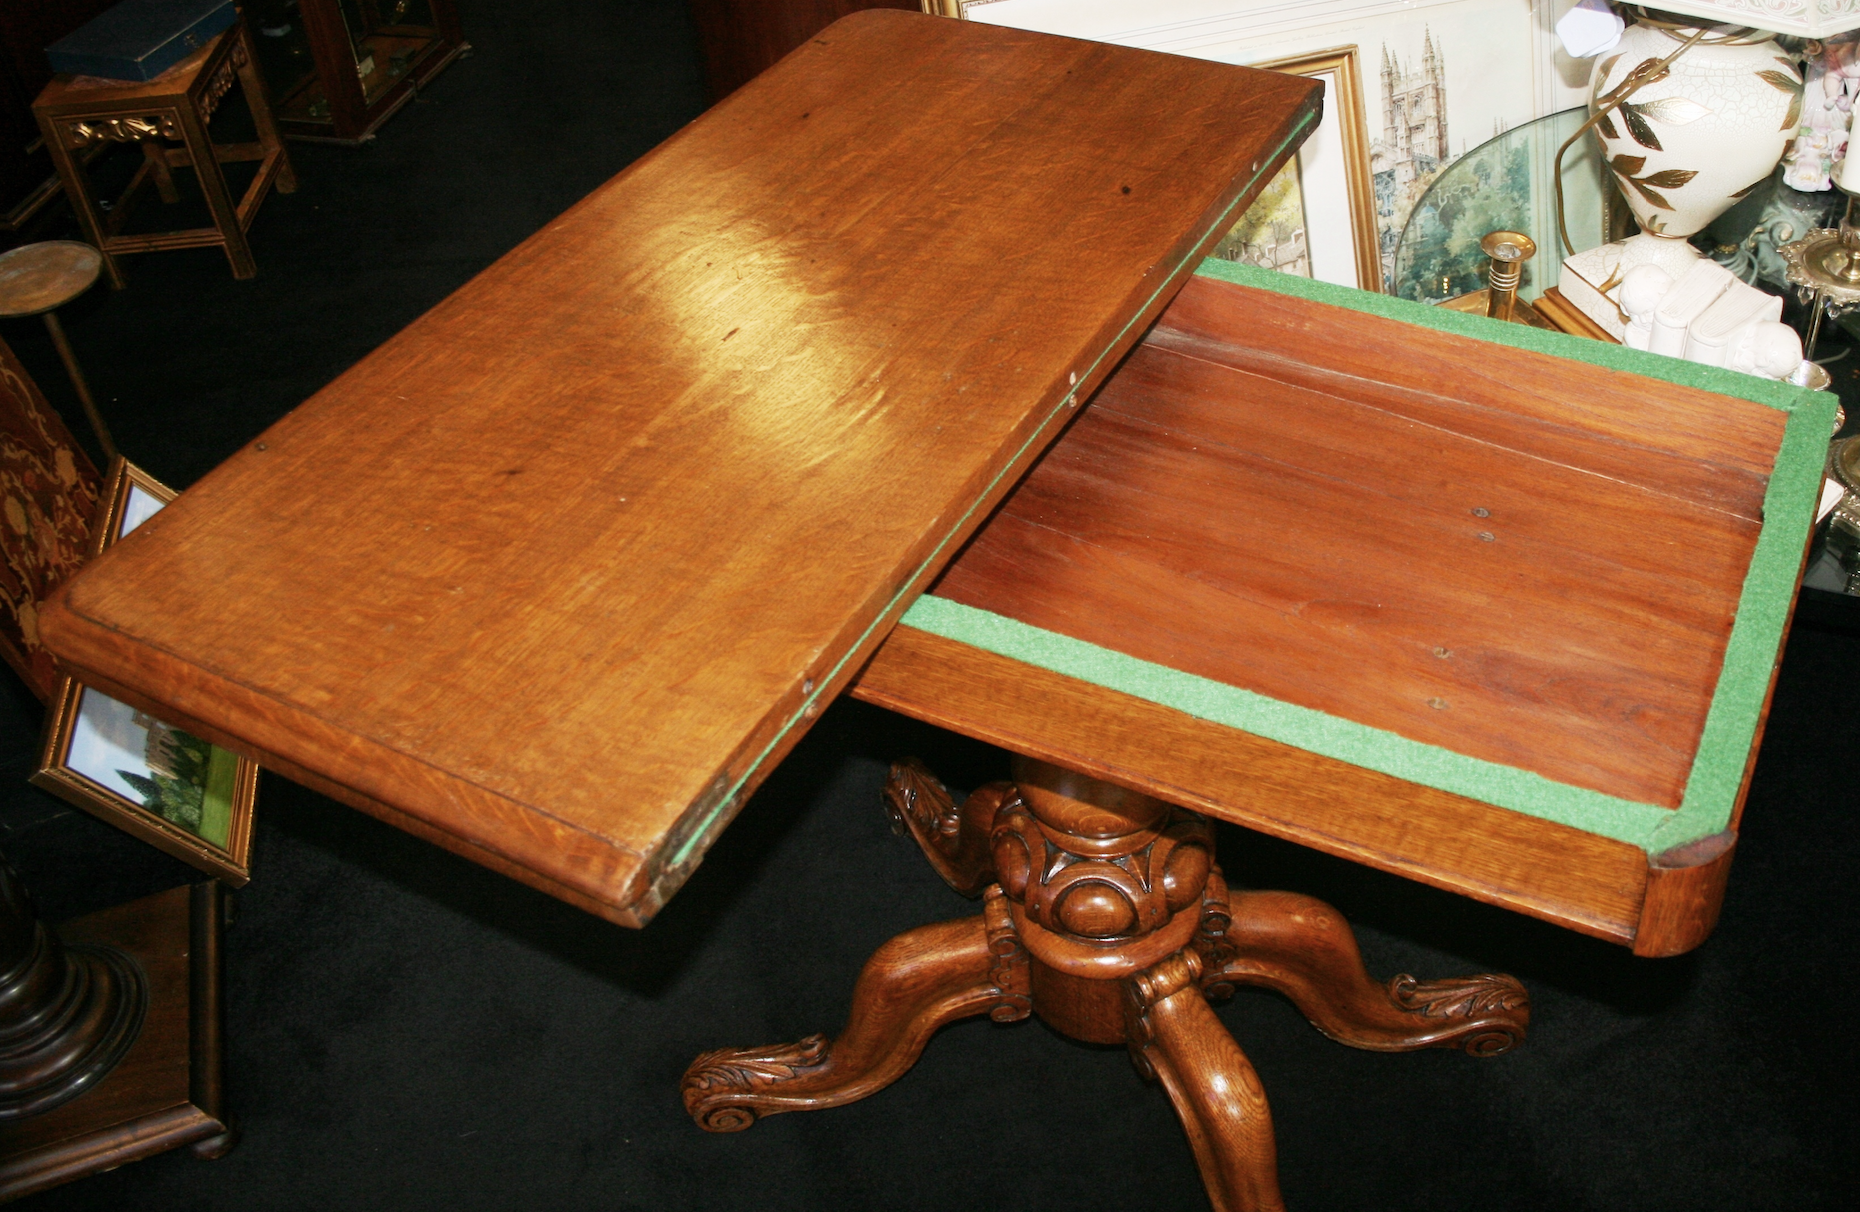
[1562,15,1803,331]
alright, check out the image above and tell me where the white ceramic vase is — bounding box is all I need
[1591,22,1802,279]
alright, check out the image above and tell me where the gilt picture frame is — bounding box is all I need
[32,459,258,886]
[1216,46,1380,291]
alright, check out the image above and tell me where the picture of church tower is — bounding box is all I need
[1371,30,1452,286]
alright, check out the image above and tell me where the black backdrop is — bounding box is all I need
[1,3,1853,1208]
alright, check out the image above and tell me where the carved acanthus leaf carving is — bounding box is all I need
[882,758,1004,896]
[201,49,242,123]
[1387,973,1530,1056]
[680,1034,830,1131]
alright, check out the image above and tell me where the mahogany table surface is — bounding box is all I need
[855,266,1833,956]
[38,12,1320,926]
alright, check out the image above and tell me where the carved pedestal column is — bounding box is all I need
[0,856,234,1201]
[682,758,1530,1212]
[0,850,145,1121]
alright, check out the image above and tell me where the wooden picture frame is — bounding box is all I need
[32,459,257,886]
[1221,47,1380,291]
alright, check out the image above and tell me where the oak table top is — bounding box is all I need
[39,12,1320,927]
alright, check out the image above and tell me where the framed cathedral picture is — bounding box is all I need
[1212,47,1378,290]
[33,459,259,886]
[956,0,1575,291]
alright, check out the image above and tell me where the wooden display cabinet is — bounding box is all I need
[241,0,466,143]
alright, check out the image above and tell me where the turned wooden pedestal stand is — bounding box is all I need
[683,757,1530,1211]
[0,854,233,1201]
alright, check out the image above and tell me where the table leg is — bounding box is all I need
[1129,952,1283,1212]
[1201,888,1528,1055]
[41,312,116,464]
[33,120,124,290]
[681,914,1006,1130]
[235,25,296,195]
[139,138,179,204]
[0,850,145,1121]
[683,755,1530,1211]
[176,109,254,280]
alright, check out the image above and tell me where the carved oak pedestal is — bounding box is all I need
[682,758,1529,1212]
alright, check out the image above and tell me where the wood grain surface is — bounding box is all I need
[851,625,1650,943]
[38,12,1321,926]
[932,274,1785,810]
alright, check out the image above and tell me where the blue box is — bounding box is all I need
[46,0,239,83]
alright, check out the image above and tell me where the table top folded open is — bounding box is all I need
[858,264,1834,954]
[41,11,1320,925]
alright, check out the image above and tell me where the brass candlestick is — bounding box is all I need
[1481,231,1536,323]
[1438,230,1552,329]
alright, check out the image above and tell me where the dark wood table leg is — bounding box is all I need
[682,755,1530,1211]
[0,851,145,1121]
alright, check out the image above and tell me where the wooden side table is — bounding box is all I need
[0,240,114,461]
[31,21,296,287]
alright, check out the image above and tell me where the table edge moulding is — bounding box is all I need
[854,260,1833,959]
[33,11,1324,928]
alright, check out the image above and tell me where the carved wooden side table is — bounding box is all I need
[31,20,296,288]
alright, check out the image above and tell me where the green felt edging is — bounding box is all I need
[896,262,1837,855]
[899,595,1672,846]
[662,114,1318,872]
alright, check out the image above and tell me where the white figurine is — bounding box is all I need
[1727,321,1804,379]
[1684,280,1784,367]
[1618,265,1674,351]
[1650,259,1735,357]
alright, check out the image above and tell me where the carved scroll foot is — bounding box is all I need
[681,910,1022,1131]
[883,758,1013,896]
[1203,889,1529,1056]
[1127,952,1284,1212]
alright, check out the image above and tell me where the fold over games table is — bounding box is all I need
[38,13,1833,1212]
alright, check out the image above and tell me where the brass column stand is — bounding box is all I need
[1781,191,1860,362]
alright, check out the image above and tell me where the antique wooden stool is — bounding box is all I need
[32,20,296,287]
[0,240,114,460]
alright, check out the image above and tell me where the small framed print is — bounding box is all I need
[33,459,258,886]
[1217,46,1380,291]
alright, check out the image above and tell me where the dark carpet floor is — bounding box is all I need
[2,3,1855,1208]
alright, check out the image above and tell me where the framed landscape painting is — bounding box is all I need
[33,459,258,885]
